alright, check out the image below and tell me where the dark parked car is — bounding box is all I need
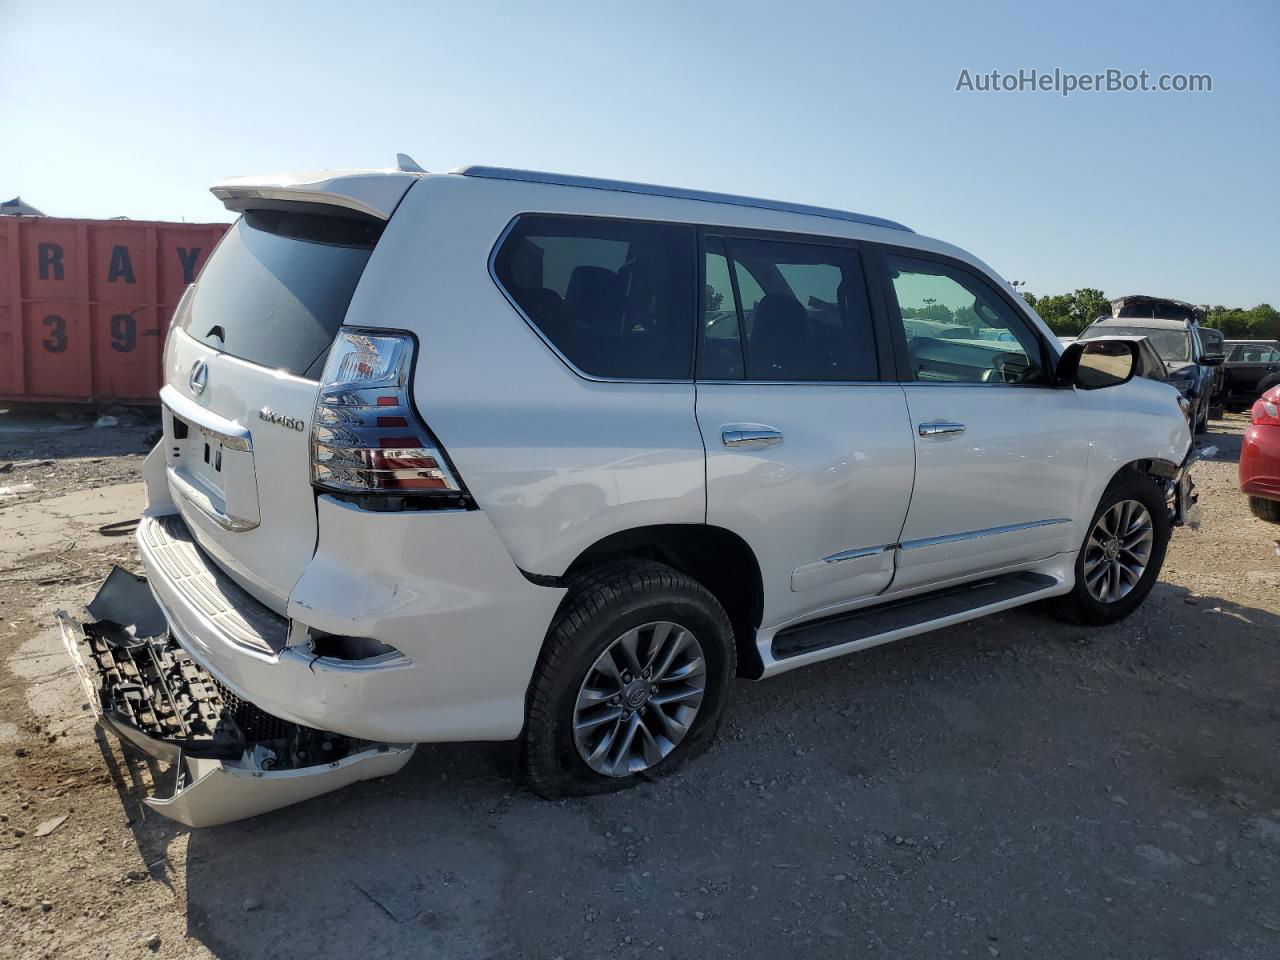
[1222,340,1280,410]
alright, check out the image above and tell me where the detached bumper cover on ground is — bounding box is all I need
[57,568,414,828]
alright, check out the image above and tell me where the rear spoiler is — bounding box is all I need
[210,168,423,221]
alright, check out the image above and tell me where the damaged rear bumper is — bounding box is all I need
[57,569,413,828]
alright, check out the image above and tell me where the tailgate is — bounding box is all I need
[160,204,389,612]
[160,330,319,612]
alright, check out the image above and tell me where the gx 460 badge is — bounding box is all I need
[257,408,305,432]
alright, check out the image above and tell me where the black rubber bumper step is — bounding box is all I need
[771,571,1058,660]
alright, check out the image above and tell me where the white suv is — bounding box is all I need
[122,161,1201,811]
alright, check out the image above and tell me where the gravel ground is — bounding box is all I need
[1,408,1277,960]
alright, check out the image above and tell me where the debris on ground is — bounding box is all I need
[351,878,422,923]
[33,814,69,838]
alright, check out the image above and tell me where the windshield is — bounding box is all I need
[1081,325,1190,362]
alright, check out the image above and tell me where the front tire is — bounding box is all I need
[1051,474,1172,625]
[521,562,735,798]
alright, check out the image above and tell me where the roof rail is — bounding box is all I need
[451,165,912,233]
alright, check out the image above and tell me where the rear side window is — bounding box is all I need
[493,215,696,379]
[699,236,878,382]
[182,209,382,378]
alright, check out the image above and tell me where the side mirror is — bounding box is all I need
[1203,353,1225,367]
[1056,339,1138,390]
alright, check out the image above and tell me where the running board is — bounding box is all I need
[771,572,1058,660]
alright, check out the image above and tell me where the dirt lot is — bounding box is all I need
[1,407,1277,960]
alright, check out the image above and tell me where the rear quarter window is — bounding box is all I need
[492,215,696,380]
[182,209,383,378]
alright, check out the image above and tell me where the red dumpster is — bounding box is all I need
[0,216,229,404]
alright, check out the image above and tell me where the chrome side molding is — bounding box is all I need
[899,517,1071,552]
[823,545,890,564]
[809,517,1072,569]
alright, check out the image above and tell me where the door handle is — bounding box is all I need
[722,427,783,448]
[918,421,966,437]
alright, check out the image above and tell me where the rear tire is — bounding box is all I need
[1051,474,1172,626]
[1249,496,1280,524]
[521,561,735,798]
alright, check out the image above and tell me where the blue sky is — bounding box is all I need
[3,0,1276,305]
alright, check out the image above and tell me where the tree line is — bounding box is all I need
[1021,289,1280,340]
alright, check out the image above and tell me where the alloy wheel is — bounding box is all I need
[1083,499,1154,603]
[572,621,706,777]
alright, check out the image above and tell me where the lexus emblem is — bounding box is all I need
[188,360,208,396]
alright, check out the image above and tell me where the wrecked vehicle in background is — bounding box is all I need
[1077,295,1224,434]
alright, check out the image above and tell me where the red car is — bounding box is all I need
[1240,384,1280,522]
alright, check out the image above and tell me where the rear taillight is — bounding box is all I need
[311,328,468,505]
[1252,396,1280,426]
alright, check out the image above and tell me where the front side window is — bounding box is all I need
[699,237,878,382]
[886,255,1045,384]
[493,215,695,379]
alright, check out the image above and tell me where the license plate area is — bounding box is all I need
[173,415,229,500]
[163,401,261,532]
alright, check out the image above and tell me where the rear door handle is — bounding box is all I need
[722,427,783,448]
[918,421,966,437]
